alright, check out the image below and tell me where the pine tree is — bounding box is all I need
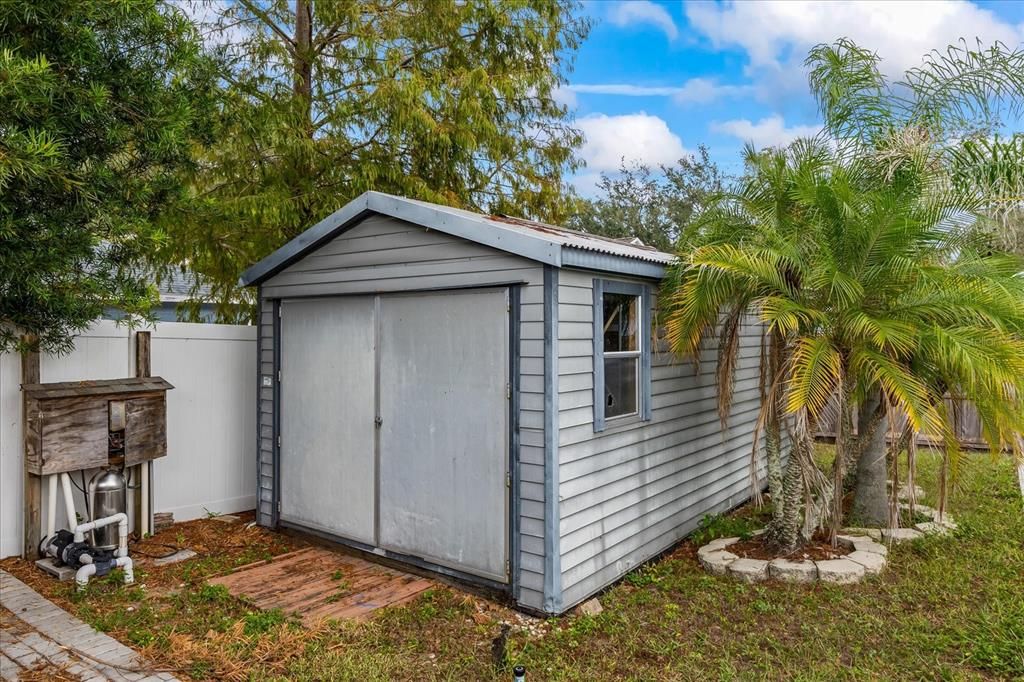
[0,1,218,352]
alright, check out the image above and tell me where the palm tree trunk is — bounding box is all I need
[851,388,889,526]
[765,418,784,526]
[764,330,785,528]
[771,444,803,551]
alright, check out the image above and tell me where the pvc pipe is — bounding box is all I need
[74,512,128,558]
[75,563,96,590]
[117,556,134,585]
[46,475,57,538]
[60,473,76,530]
[140,461,149,537]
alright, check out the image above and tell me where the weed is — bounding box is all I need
[624,564,661,587]
[242,608,286,637]
[691,513,759,546]
[197,584,231,603]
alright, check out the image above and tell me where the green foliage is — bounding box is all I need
[568,146,727,252]
[623,564,663,588]
[806,38,1024,258]
[242,608,286,636]
[0,0,219,353]
[663,39,1024,542]
[160,0,590,318]
[197,583,232,604]
[690,513,758,547]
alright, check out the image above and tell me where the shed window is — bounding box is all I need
[602,293,640,419]
[593,280,652,432]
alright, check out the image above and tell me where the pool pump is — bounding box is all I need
[39,511,135,591]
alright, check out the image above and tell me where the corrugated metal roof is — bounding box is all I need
[388,194,674,264]
[483,214,674,264]
[240,192,676,286]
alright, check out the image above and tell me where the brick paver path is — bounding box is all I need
[0,570,178,682]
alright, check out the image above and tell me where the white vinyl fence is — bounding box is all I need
[0,320,256,558]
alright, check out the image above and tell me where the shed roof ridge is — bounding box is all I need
[240,191,674,286]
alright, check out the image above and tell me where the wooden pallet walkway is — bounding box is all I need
[208,547,434,625]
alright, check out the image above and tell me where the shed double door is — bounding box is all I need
[279,289,509,583]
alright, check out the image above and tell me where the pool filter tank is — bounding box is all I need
[89,469,127,550]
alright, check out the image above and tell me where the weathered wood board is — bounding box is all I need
[124,395,168,466]
[22,377,173,475]
[208,547,435,624]
[24,396,109,475]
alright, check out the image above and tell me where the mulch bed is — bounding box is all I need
[727,531,852,562]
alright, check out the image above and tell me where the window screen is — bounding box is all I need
[602,292,640,419]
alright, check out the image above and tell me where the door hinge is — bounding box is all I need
[276,435,281,449]
[506,382,511,400]
[276,500,281,513]
[506,472,511,488]
[505,559,511,576]
[277,370,282,382]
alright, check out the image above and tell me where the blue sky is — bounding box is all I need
[564,1,1024,193]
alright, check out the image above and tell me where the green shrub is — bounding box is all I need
[243,608,286,637]
[691,513,758,546]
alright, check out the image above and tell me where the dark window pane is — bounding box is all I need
[603,293,638,353]
[604,356,638,418]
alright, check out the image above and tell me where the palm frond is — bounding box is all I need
[785,336,842,417]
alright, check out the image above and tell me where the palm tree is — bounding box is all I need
[663,137,1024,549]
[805,37,1024,518]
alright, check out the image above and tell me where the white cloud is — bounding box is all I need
[552,86,578,109]
[671,78,755,105]
[685,1,1024,81]
[566,77,753,104]
[608,1,679,41]
[570,83,685,97]
[710,115,821,149]
[577,112,687,172]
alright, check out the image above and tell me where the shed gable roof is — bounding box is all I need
[240,192,675,286]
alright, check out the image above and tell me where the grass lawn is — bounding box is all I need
[3,445,1022,680]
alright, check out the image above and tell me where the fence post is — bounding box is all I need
[21,336,40,558]
[134,331,153,537]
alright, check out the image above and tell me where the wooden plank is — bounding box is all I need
[135,332,151,378]
[124,396,167,464]
[22,341,40,558]
[207,547,436,624]
[21,376,172,399]
[31,396,110,475]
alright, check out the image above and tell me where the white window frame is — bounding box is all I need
[593,279,652,432]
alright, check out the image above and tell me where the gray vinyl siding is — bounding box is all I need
[255,214,548,609]
[556,269,766,609]
[517,277,547,611]
[260,214,542,298]
[256,297,275,526]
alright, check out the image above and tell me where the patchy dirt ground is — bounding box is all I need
[3,449,1022,681]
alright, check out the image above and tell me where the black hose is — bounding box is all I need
[127,539,180,560]
[81,470,91,521]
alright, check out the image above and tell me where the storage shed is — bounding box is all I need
[241,191,765,615]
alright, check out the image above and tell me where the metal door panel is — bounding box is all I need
[378,289,509,582]
[280,297,376,543]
